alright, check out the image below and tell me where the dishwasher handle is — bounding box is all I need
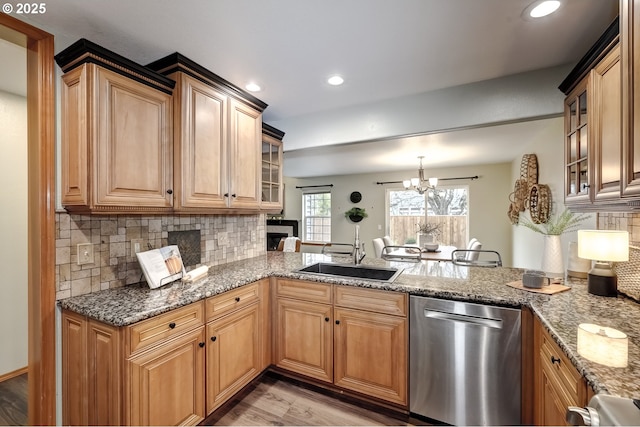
[424,309,503,329]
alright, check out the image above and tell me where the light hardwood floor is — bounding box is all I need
[204,374,424,426]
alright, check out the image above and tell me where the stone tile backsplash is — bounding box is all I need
[598,212,640,245]
[55,212,266,300]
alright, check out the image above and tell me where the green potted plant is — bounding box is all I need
[345,207,368,222]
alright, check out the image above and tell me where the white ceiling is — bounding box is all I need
[15,0,618,177]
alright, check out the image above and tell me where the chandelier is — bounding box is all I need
[403,156,438,194]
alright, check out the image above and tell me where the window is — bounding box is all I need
[387,186,468,247]
[303,192,331,243]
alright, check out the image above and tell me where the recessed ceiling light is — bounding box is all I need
[327,75,344,86]
[245,82,261,92]
[526,0,561,18]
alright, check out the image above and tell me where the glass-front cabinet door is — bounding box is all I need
[261,125,284,212]
[564,78,591,205]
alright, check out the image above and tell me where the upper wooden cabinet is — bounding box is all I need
[147,54,267,212]
[621,0,640,201]
[261,124,285,212]
[559,19,621,210]
[55,39,175,214]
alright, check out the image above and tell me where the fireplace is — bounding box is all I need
[266,219,299,251]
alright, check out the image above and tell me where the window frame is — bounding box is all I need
[302,191,332,243]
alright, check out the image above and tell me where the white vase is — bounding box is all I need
[417,232,434,248]
[541,235,564,277]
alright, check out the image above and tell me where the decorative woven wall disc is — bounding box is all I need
[509,178,528,212]
[528,184,551,224]
[520,154,539,189]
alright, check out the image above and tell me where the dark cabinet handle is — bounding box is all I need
[169,322,176,329]
[551,356,561,365]
[224,193,229,197]
[232,193,237,198]
[199,342,205,348]
[325,317,330,322]
[235,297,240,302]
[211,336,217,342]
[335,320,340,325]
[166,189,173,195]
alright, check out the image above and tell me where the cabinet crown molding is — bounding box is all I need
[147,52,268,112]
[54,38,176,94]
[263,123,285,140]
[559,17,619,95]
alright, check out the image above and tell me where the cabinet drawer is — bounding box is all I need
[334,286,407,317]
[275,279,332,304]
[539,327,586,406]
[126,302,204,355]
[206,283,260,321]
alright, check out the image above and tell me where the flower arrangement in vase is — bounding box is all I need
[416,222,441,248]
[518,209,589,276]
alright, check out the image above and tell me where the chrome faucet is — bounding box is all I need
[353,225,366,264]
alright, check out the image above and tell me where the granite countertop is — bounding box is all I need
[58,251,640,400]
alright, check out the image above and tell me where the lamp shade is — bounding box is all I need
[577,323,628,367]
[577,230,629,262]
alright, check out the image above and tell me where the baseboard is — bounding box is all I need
[0,366,27,383]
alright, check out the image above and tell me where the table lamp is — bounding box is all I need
[577,230,629,297]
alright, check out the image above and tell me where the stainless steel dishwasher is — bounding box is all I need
[410,295,521,425]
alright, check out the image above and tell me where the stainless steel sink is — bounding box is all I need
[296,262,402,283]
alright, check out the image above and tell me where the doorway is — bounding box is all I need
[0,15,55,426]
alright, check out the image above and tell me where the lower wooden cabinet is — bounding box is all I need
[333,307,407,405]
[206,302,261,413]
[533,317,592,426]
[127,327,205,426]
[274,278,408,407]
[62,279,270,426]
[275,297,333,383]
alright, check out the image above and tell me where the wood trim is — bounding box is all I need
[262,123,285,140]
[0,13,56,426]
[521,307,534,425]
[0,366,28,383]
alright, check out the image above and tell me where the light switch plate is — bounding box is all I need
[77,243,94,265]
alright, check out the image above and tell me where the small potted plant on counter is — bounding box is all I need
[345,207,368,223]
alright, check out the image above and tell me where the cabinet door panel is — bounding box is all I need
[127,327,204,426]
[542,370,570,426]
[89,320,122,426]
[333,308,407,405]
[592,44,621,202]
[206,303,261,413]
[95,66,173,208]
[175,75,227,209]
[228,98,261,209]
[275,298,333,383]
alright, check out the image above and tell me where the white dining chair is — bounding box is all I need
[466,241,482,261]
[382,236,393,247]
[372,238,385,258]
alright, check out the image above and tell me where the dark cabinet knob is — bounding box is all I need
[166,189,173,195]
[551,356,561,365]
[325,317,330,322]
[235,297,240,302]
[335,320,340,325]
[211,336,217,342]
[224,193,229,197]
[199,342,205,348]
[169,322,176,329]
[231,193,237,198]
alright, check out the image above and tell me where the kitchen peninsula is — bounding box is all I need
[59,252,640,425]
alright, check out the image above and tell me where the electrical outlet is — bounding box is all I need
[77,243,94,265]
[131,239,144,257]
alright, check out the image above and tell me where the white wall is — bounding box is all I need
[284,162,514,266]
[0,89,28,375]
[510,116,596,270]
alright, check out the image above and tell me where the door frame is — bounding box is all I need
[0,14,55,425]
